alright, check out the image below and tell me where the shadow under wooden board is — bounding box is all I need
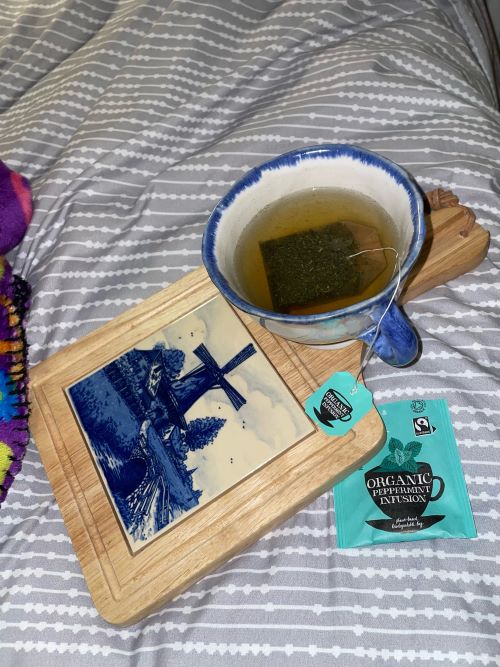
[29,191,489,625]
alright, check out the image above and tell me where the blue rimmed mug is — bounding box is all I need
[202,144,426,367]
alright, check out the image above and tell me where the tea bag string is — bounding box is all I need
[347,247,401,393]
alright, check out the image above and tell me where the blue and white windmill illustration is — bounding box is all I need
[67,295,313,551]
[68,337,257,546]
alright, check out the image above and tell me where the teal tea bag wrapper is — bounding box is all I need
[334,399,476,547]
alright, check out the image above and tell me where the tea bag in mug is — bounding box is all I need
[333,399,476,547]
[259,219,389,314]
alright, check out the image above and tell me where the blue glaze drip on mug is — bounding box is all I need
[358,302,419,367]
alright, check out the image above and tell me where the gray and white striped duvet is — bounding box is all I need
[1,0,499,664]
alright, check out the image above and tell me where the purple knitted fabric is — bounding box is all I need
[0,160,32,506]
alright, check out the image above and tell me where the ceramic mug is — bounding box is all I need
[202,144,426,367]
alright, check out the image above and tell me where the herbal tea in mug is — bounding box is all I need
[234,187,399,316]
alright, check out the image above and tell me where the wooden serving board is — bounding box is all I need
[29,192,489,625]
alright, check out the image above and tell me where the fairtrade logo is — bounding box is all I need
[313,388,352,428]
[413,415,436,437]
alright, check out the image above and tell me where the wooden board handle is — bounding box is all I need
[399,189,490,304]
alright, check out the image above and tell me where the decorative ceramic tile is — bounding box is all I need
[66,295,314,552]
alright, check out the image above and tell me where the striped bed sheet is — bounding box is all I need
[1,0,499,664]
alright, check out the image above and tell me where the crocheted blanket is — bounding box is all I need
[0,160,32,506]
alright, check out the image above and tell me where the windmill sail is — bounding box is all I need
[192,343,256,410]
[221,344,256,374]
[217,377,247,411]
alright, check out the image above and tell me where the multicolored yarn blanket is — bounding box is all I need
[0,160,32,506]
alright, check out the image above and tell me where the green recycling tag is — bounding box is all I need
[305,371,373,436]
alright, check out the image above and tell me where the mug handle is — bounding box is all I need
[358,301,419,367]
[430,475,445,501]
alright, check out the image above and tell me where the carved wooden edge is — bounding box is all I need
[425,188,476,238]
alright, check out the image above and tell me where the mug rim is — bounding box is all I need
[202,143,426,324]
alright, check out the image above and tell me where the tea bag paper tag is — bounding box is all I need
[305,371,373,436]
